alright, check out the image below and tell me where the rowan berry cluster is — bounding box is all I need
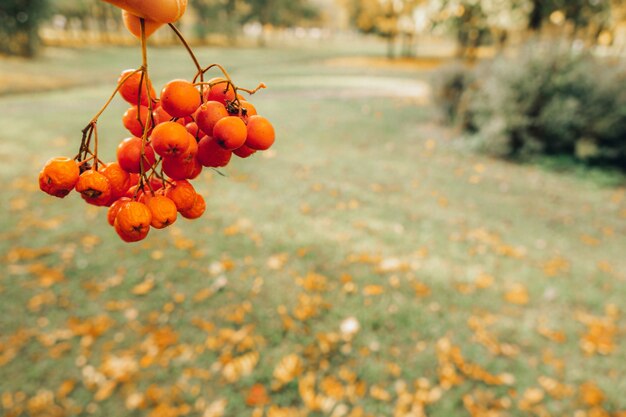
[38,22,274,243]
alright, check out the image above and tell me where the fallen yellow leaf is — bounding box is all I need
[363,285,384,296]
[132,276,155,295]
[504,284,529,305]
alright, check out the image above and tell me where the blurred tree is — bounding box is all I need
[190,0,318,45]
[243,0,318,26]
[340,0,423,58]
[190,0,247,40]
[431,0,540,59]
[527,0,611,33]
[47,0,121,42]
[433,1,490,60]
[50,0,89,18]
[432,0,614,56]
[527,0,545,31]
[0,0,49,56]
[242,0,319,45]
[526,0,615,47]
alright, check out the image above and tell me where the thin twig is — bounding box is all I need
[168,23,205,100]
[88,69,142,125]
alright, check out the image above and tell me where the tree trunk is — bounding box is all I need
[0,14,40,57]
[387,34,396,59]
[257,29,267,47]
[401,33,414,58]
[528,0,543,32]
[13,0,48,56]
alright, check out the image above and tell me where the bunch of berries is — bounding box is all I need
[38,24,274,243]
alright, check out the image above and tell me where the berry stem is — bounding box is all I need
[77,122,96,162]
[137,18,150,197]
[136,69,147,127]
[77,68,143,164]
[193,63,234,84]
[237,82,267,95]
[78,155,95,166]
[88,69,142,126]
[93,124,99,170]
[168,23,203,79]
[168,23,205,102]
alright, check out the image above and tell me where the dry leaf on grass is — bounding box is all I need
[132,276,155,296]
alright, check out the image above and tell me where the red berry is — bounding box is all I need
[197,136,232,167]
[150,121,190,158]
[195,101,228,136]
[213,116,247,150]
[160,79,201,118]
[117,137,156,174]
[245,116,275,151]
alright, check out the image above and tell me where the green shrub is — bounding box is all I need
[440,47,626,170]
[433,63,477,130]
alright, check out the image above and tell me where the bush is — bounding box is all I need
[433,63,477,129]
[440,48,626,170]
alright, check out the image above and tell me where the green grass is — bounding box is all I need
[0,42,625,416]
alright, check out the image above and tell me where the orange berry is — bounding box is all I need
[241,101,257,117]
[150,121,190,158]
[137,188,154,205]
[176,133,198,165]
[122,105,153,137]
[118,69,155,107]
[188,157,203,180]
[233,144,256,159]
[180,194,206,219]
[186,122,200,139]
[114,201,152,242]
[197,136,232,167]
[129,173,140,188]
[107,197,131,226]
[186,133,199,155]
[162,156,195,180]
[213,116,247,150]
[39,157,80,198]
[117,137,156,174]
[204,77,236,105]
[160,79,201,118]
[75,170,112,206]
[99,162,131,203]
[125,184,136,198]
[195,101,228,136]
[234,101,257,118]
[146,196,178,229]
[153,105,174,125]
[165,180,197,212]
[168,133,198,170]
[245,115,275,150]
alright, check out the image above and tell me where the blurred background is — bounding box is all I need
[3,0,626,55]
[1,1,625,416]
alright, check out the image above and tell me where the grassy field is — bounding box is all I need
[0,41,625,417]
